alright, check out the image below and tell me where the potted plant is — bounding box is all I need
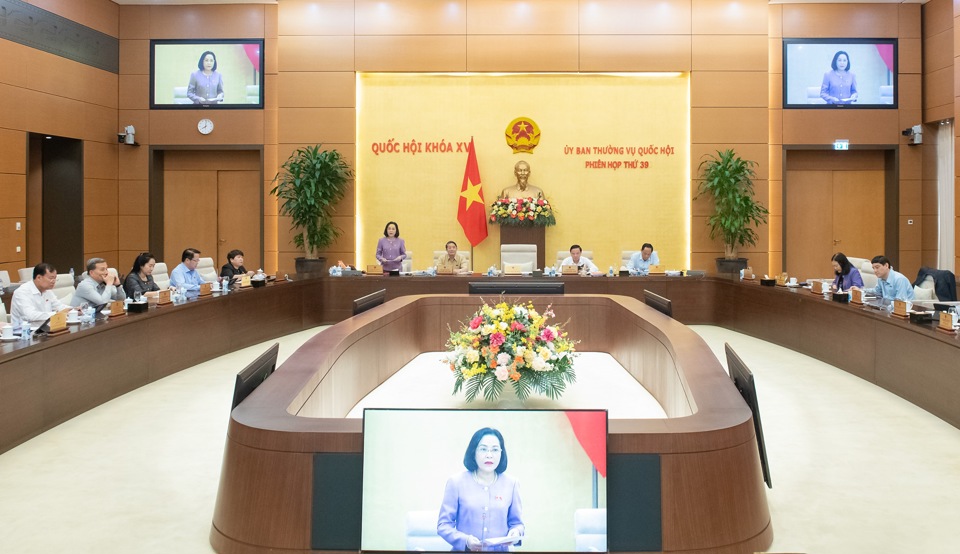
[695,149,769,274]
[271,145,353,275]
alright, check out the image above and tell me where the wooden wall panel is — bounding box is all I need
[277,36,355,72]
[0,220,25,264]
[355,36,467,71]
[84,179,119,217]
[143,5,266,39]
[84,215,118,255]
[692,72,768,108]
[925,31,952,73]
[781,4,899,38]
[355,0,467,35]
[782,111,900,145]
[28,0,119,37]
[277,108,355,145]
[579,36,692,72]
[466,0,579,35]
[148,112,265,146]
[923,0,953,38]
[85,142,119,181]
[120,40,149,76]
[277,72,355,108]
[925,68,954,121]
[0,129,26,174]
[691,0,768,35]
[119,75,149,111]
[691,108,768,144]
[900,179,922,215]
[118,180,149,216]
[118,215,149,253]
[466,36,580,72]
[278,0,355,36]
[0,174,26,219]
[163,151,259,171]
[578,0,691,35]
[692,35,767,71]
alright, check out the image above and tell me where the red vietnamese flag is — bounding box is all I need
[457,138,488,246]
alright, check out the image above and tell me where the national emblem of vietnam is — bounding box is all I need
[504,117,541,154]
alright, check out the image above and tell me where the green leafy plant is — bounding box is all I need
[271,145,353,259]
[695,149,769,260]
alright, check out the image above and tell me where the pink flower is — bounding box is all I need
[489,332,505,347]
[469,316,483,330]
[510,321,526,332]
[539,327,556,342]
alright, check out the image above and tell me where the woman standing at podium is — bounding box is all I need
[375,221,406,272]
[438,427,524,551]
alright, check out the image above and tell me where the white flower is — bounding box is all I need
[496,352,512,367]
[466,349,480,363]
[499,321,508,331]
[514,345,526,357]
[538,347,551,360]
[481,324,495,336]
[513,305,527,317]
[531,356,548,372]
[495,365,509,381]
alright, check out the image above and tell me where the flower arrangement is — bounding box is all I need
[444,300,578,402]
[489,196,556,227]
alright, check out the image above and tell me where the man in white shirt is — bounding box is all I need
[559,244,599,274]
[72,258,126,307]
[628,243,660,275]
[11,263,72,327]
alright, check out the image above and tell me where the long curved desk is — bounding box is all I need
[2,275,958,551]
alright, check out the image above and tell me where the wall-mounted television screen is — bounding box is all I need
[150,39,263,109]
[783,38,896,109]
[361,408,608,552]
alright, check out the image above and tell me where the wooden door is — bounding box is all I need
[164,170,218,262]
[218,170,261,270]
[832,170,884,258]
[785,151,885,282]
[785,170,834,281]
[162,151,261,269]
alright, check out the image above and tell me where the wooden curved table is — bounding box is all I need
[212,294,772,554]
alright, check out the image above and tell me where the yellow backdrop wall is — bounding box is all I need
[357,73,689,272]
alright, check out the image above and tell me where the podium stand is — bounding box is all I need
[499,226,546,269]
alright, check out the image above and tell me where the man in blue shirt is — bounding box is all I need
[861,255,914,301]
[628,243,660,275]
[170,248,206,291]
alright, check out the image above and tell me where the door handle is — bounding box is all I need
[833,239,841,245]
[218,238,227,244]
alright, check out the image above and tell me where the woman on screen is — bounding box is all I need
[187,50,224,105]
[375,221,406,272]
[820,50,858,104]
[831,252,864,291]
[438,428,524,551]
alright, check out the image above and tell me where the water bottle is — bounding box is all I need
[21,322,31,341]
[69,267,75,284]
[608,266,614,277]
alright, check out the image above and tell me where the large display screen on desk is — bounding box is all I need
[783,38,897,109]
[361,408,608,552]
[150,39,263,109]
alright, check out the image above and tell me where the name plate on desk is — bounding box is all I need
[199,283,212,296]
[561,264,578,275]
[938,312,958,334]
[811,280,825,294]
[109,299,126,318]
[437,267,454,275]
[648,265,665,275]
[240,276,252,288]
[158,289,172,305]
[366,265,381,275]
[892,299,909,319]
[48,311,69,335]
[775,272,788,287]
[850,288,864,305]
[504,264,525,275]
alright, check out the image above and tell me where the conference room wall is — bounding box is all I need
[0,0,120,276]
[772,3,927,279]
[116,3,276,270]
[276,0,770,275]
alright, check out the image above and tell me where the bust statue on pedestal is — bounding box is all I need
[499,160,543,199]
